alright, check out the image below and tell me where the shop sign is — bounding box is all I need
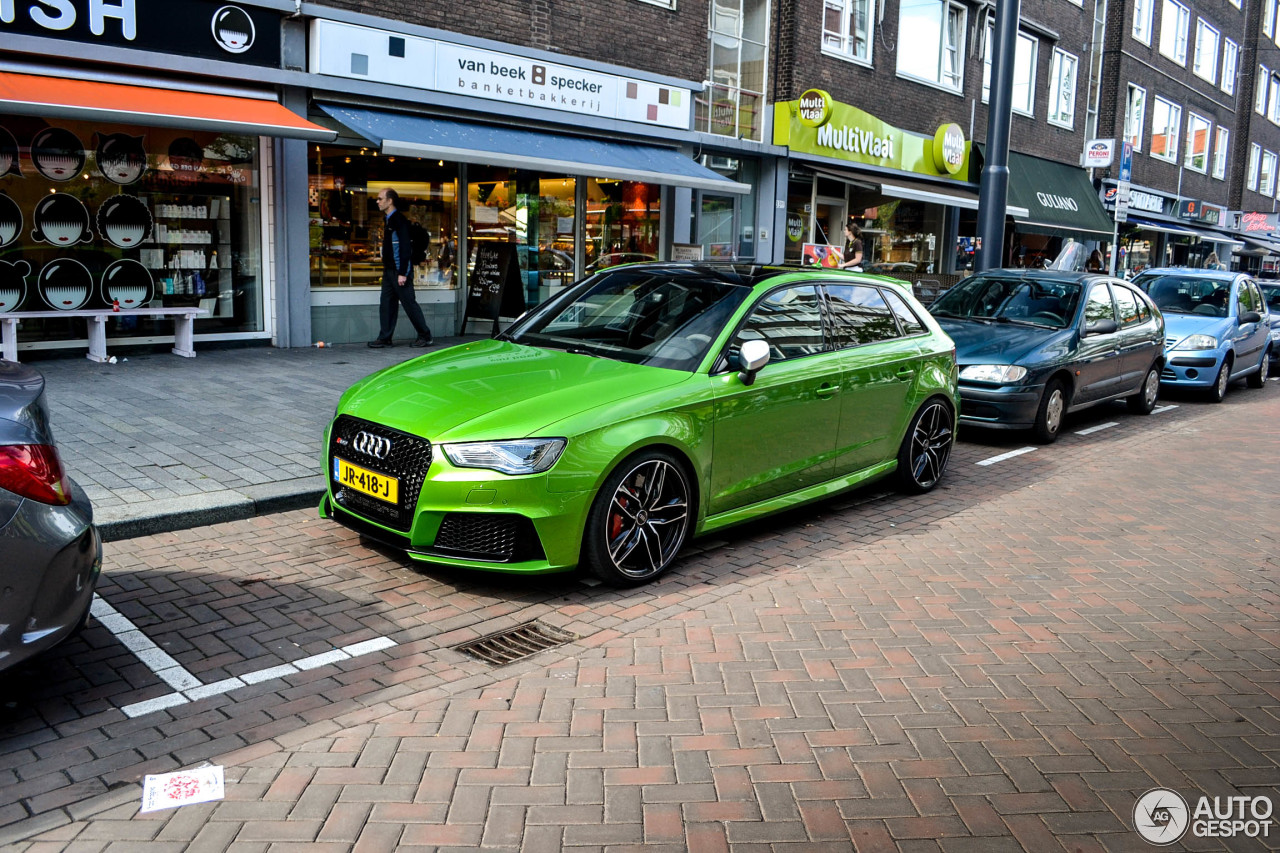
[0,0,281,66]
[710,98,737,135]
[310,19,691,131]
[1240,211,1279,233]
[1107,184,1167,215]
[773,93,970,180]
[1082,138,1114,168]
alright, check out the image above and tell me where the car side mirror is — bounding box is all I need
[737,339,771,386]
[1239,310,1262,325]
[1085,318,1118,336]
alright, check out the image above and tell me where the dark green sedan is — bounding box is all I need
[322,263,957,586]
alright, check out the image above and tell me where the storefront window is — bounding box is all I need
[585,178,660,275]
[0,116,262,346]
[783,179,814,263]
[310,147,458,289]
[853,196,945,274]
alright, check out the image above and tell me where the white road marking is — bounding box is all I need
[93,593,399,718]
[975,447,1036,466]
[1075,422,1118,435]
[1152,404,1179,414]
[91,595,201,692]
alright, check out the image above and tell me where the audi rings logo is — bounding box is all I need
[1134,789,1190,845]
[353,431,392,460]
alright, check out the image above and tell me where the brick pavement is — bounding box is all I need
[0,383,1276,850]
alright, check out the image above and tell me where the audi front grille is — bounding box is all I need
[329,415,432,532]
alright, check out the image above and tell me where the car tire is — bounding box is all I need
[1208,359,1231,403]
[896,397,954,494]
[581,449,692,587]
[1032,378,1067,443]
[1247,350,1270,388]
[1127,364,1161,414]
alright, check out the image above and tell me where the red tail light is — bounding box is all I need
[0,444,71,505]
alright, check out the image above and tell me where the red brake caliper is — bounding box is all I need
[611,496,627,540]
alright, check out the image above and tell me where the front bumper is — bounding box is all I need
[1161,349,1225,387]
[0,478,102,673]
[322,417,593,574]
[956,381,1044,430]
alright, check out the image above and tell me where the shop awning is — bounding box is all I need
[317,103,750,194]
[806,165,1030,214]
[1125,217,1244,247]
[1237,235,1280,255]
[0,71,336,141]
[1004,150,1115,238]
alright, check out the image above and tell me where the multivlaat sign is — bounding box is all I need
[773,90,970,180]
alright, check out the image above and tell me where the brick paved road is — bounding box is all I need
[1,384,1277,851]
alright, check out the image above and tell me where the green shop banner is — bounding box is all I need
[774,90,970,181]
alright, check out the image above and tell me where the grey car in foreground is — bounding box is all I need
[0,361,100,672]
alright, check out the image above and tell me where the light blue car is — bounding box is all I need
[1133,269,1271,402]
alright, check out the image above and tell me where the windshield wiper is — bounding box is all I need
[994,316,1053,328]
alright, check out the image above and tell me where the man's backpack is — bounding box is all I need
[407,221,430,267]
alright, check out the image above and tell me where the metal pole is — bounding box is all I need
[976,0,1021,272]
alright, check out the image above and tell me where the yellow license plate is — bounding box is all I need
[334,457,399,504]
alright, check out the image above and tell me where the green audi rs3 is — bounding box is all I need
[321,263,957,586]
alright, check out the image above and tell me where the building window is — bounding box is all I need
[1133,0,1154,44]
[982,27,1036,113]
[1271,75,1280,125]
[1248,143,1261,191]
[1159,0,1190,66]
[1048,49,1078,127]
[1183,113,1210,173]
[1262,151,1277,196]
[698,0,768,141]
[823,0,873,64]
[897,0,966,92]
[1150,96,1181,162]
[1257,66,1270,115]
[1124,84,1146,151]
[1222,39,1238,95]
[1212,126,1228,179]
[1192,20,1218,84]
[1268,0,1277,38]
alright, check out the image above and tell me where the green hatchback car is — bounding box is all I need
[321,263,958,585]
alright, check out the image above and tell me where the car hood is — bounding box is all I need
[337,339,693,441]
[1162,312,1233,344]
[935,317,1066,366]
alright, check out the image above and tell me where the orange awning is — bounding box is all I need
[0,71,335,141]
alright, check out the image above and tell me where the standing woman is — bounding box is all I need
[840,219,864,271]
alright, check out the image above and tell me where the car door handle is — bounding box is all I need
[896,368,915,381]
[815,383,840,398]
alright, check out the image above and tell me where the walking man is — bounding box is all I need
[368,188,433,348]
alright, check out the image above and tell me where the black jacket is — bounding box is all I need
[381,209,412,277]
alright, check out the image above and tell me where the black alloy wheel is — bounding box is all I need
[896,398,954,494]
[1127,365,1161,414]
[1032,378,1067,443]
[582,450,691,586]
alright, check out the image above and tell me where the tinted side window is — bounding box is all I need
[1113,285,1141,327]
[1084,284,1116,324]
[824,284,900,347]
[882,289,927,336]
[734,285,826,361]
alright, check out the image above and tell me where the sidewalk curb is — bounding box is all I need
[97,477,326,541]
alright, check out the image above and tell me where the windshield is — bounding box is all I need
[929,275,1081,328]
[504,268,752,371]
[1136,274,1230,317]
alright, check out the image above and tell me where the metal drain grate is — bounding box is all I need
[453,621,578,665]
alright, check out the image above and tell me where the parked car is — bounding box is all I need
[1132,268,1271,401]
[1257,280,1280,369]
[929,270,1165,442]
[0,361,101,672]
[322,263,957,585]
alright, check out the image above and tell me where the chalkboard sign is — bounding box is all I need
[461,242,525,336]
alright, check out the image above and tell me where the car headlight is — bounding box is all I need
[1172,334,1219,351]
[959,364,1028,383]
[442,438,566,475]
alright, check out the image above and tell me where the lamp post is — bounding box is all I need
[976,0,1021,271]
